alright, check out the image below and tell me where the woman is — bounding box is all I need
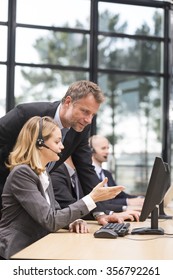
[0,116,124,259]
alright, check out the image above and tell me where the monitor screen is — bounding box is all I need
[131,157,170,235]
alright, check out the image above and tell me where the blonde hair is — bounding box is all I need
[61,80,105,104]
[6,116,59,175]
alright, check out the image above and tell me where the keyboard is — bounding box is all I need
[94,222,130,239]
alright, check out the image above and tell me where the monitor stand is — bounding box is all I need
[131,207,164,235]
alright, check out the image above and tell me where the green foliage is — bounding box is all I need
[19,10,162,145]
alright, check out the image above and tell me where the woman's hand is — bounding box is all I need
[69,219,89,233]
[90,177,125,203]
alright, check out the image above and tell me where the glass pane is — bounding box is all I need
[0,26,7,61]
[0,0,8,21]
[15,66,89,104]
[97,73,163,194]
[17,0,90,29]
[115,164,153,195]
[98,3,164,37]
[170,97,173,185]
[16,28,89,67]
[98,36,163,72]
[170,9,173,183]
[0,65,6,117]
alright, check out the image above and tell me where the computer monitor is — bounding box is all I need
[131,157,170,235]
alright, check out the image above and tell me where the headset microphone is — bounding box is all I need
[42,143,61,157]
[36,118,62,157]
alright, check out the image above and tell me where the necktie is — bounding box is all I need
[99,169,107,187]
[61,128,69,142]
[71,171,80,200]
[99,169,104,181]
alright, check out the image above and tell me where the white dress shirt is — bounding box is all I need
[39,171,50,204]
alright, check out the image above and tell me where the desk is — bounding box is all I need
[11,208,173,260]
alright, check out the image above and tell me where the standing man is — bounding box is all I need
[0,80,104,214]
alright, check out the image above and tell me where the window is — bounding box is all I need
[0,0,8,21]
[0,0,8,115]
[96,1,167,193]
[17,0,90,29]
[1,0,173,194]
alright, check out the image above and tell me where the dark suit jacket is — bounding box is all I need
[51,163,137,214]
[51,164,93,219]
[0,101,102,211]
[0,164,89,259]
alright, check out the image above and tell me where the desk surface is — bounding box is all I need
[11,206,173,260]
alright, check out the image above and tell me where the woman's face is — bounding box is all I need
[40,127,64,165]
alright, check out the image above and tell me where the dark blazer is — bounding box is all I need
[0,164,89,259]
[51,164,93,219]
[51,163,136,214]
[0,101,101,211]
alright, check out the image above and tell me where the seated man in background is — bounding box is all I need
[89,135,144,211]
[51,156,140,225]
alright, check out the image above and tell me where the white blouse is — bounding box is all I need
[39,171,50,204]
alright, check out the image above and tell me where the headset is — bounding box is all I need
[36,118,60,156]
[89,135,96,154]
[36,118,45,148]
